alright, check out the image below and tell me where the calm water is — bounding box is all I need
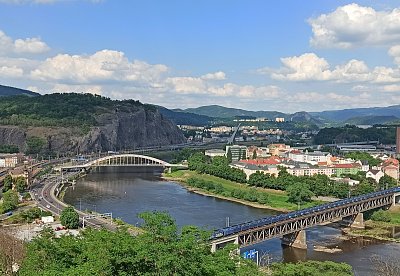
[64,167,400,275]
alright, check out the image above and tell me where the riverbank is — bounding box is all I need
[345,208,400,243]
[163,170,322,212]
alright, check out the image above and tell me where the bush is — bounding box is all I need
[257,193,269,204]
[60,206,80,229]
[371,209,391,222]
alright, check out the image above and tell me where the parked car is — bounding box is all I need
[5,211,13,216]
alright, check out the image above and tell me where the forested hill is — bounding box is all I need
[0,93,149,127]
[314,125,396,144]
[0,85,40,97]
[0,93,185,153]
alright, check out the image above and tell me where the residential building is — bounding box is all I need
[382,158,399,180]
[9,167,31,186]
[331,177,360,186]
[275,117,285,122]
[268,144,290,156]
[0,154,22,168]
[231,162,279,179]
[332,163,361,177]
[366,169,384,182]
[205,149,225,158]
[287,150,331,165]
[226,145,247,162]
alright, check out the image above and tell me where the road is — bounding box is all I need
[31,171,116,231]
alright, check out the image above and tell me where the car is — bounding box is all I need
[46,204,51,209]
[5,211,13,216]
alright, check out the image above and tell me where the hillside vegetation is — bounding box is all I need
[0,93,150,128]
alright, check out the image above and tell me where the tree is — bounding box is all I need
[60,206,80,229]
[2,190,19,212]
[271,260,353,276]
[20,211,261,276]
[2,175,12,193]
[226,148,232,163]
[378,174,397,190]
[15,177,27,193]
[370,209,391,222]
[287,183,314,204]
[252,149,257,159]
[26,136,46,155]
[352,180,375,196]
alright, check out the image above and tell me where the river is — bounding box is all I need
[63,167,400,275]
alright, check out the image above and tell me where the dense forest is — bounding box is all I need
[0,93,153,128]
[314,125,396,144]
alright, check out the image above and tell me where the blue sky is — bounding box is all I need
[0,0,400,112]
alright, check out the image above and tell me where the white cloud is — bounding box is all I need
[269,52,400,83]
[309,4,400,48]
[0,65,23,78]
[271,53,331,81]
[0,30,49,55]
[201,71,226,80]
[31,50,168,84]
[389,45,400,65]
[382,84,400,92]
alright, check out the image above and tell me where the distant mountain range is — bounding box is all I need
[311,105,400,122]
[0,84,40,97]
[178,105,286,119]
[1,84,400,127]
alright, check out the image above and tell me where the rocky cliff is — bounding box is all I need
[0,92,186,154]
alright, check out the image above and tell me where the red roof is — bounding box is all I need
[240,157,281,165]
[333,163,359,169]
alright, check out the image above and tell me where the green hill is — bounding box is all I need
[0,84,40,97]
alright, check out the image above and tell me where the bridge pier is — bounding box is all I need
[342,213,365,229]
[210,235,239,253]
[281,230,307,250]
[393,193,400,206]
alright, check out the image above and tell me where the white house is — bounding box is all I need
[366,169,384,183]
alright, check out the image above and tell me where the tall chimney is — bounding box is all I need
[396,127,400,154]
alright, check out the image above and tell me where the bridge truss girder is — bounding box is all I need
[238,194,393,247]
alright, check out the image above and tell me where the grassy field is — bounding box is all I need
[165,170,321,211]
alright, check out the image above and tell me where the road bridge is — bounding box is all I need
[56,154,186,171]
[210,187,400,251]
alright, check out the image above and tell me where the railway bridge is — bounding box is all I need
[210,187,400,251]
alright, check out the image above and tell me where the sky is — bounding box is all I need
[0,0,400,113]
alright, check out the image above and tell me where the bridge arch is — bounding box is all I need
[84,154,171,168]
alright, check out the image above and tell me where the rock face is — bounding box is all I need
[0,108,186,154]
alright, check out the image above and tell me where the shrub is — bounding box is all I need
[371,209,391,223]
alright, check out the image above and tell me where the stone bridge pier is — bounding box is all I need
[281,230,307,249]
[341,213,365,229]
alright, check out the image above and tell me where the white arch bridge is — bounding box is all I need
[56,154,186,171]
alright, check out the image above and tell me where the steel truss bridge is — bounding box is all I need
[211,187,400,251]
[56,154,185,171]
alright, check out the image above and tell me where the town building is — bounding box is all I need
[381,158,399,180]
[332,163,362,177]
[0,154,23,168]
[231,161,279,179]
[226,145,247,162]
[268,144,290,156]
[287,150,331,165]
[366,169,384,182]
[205,149,226,158]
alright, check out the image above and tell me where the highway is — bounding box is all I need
[31,171,116,231]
